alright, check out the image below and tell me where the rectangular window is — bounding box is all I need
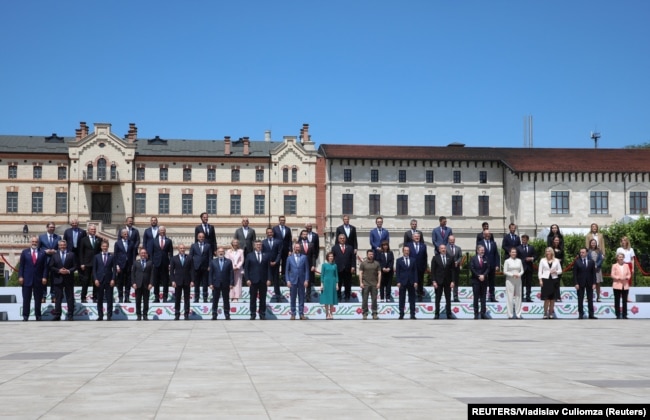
[135,193,146,215]
[369,194,381,215]
[452,195,463,216]
[182,194,193,215]
[291,168,298,183]
[8,165,17,179]
[453,170,461,183]
[283,168,289,183]
[230,194,241,215]
[255,169,264,182]
[158,194,170,214]
[183,168,192,182]
[425,195,435,216]
[478,196,489,217]
[159,168,168,181]
[284,195,297,215]
[31,192,43,213]
[590,191,609,214]
[33,166,42,180]
[342,194,354,215]
[426,170,434,183]
[56,192,67,213]
[58,167,67,180]
[343,169,352,182]
[110,165,117,180]
[397,194,408,216]
[6,191,18,213]
[551,191,570,214]
[231,169,240,182]
[136,167,145,181]
[398,170,407,183]
[371,169,379,183]
[479,171,487,184]
[630,192,648,215]
[207,168,216,182]
[206,194,217,215]
[254,195,265,215]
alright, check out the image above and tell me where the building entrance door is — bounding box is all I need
[91,193,112,224]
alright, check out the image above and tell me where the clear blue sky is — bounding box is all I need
[1,0,648,149]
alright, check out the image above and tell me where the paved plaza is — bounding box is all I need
[1,317,649,419]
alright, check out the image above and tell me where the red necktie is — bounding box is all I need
[32,250,37,264]
[479,258,483,267]
[341,245,345,253]
[160,237,164,248]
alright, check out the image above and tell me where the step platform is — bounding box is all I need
[1,287,649,321]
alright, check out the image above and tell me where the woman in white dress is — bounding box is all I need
[503,248,524,319]
[616,236,635,287]
[226,239,244,302]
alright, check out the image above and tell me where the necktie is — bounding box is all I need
[303,242,308,253]
[129,228,132,237]
[220,258,224,270]
[90,236,94,247]
[415,244,419,254]
[142,259,146,270]
[204,224,208,233]
[103,253,107,265]
[341,245,345,253]
[524,245,528,253]
[270,239,273,247]
[123,240,128,252]
[511,234,515,241]
[49,235,53,247]
[32,249,37,264]
[180,255,184,266]
[486,241,490,252]
[257,252,261,263]
[160,237,164,249]
[73,230,78,247]
[441,228,445,238]
[61,252,66,261]
[450,245,455,255]
[281,226,285,237]
[406,258,409,267]
[442,256,446,266]
[200,243,203,253]
[479,257,483,267]
[584,259,587,266]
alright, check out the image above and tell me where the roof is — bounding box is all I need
[0,135,72,155]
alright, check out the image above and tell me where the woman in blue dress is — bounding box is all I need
[319,252,339,319]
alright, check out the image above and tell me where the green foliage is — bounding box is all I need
[8,264,20,286]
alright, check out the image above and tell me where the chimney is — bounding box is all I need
[302,123,310,143]
[243,137,250,155]
[264,130,271,142]
[75,128,82,140]
[81,122,89,137]
[224,136,231,155]
[127,123,138,143]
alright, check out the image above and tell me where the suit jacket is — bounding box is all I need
[395,256,417,286]
[126,226,141,252]
[332,243,355,272]
[501,233,521,254]
[408,241,428,272]
[63,227,86,257]
[234,227,256,256]
[147,236,173,268]
[79,235,102,267]
[209,257,234,288]
[430,253,454,286]
[170,253,193,287]
[38,232,60,264]
[516,243,536,273]
[480,239,500,271]
[297,239,317,269]
[376,250,394,274]
[189,241,212,271]
[142,226,159,252]
[262,238,282,265]
[195,223,217,253]
[49,251,77,285]
[431,226,452,252]
[272,224,293,256]
[369,228,390,252]
[470,255,490,281]
[93,253,114,286]
[286,253,310,285]
[306,231,320,257]
[244,251,271,284]
[447,243,463,270]
[19,247,48,287]
[335,224,358,251]
[403,229,424,245]
[114,238,135,271]
[132,259,153,288]
[573,257,597,287]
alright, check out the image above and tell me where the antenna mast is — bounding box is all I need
[591,131,600,149]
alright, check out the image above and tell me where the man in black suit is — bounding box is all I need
[403,219,423,246]
[574,248,598,319]
[142,216,159,253]
[480,229,500,302]
[331,233,356,302]
[93,240,115,321]
[170,243,193,320]
[431,244,455,319]
[114,228,135,303]
[396,246,417,319]
[79,224,102,303]
[263,227,283,302]
[516,234,536,302]
[272,215,292,281]
[335,215,358,255]
[408,232,428,301]
[190,232,212,303]
[470,245,490,319]
[124,216,141,253]
[49,239,77,321]
[210,247,234,320]
[244,240,271,320]
[297,229,318,302]
[304,222,320,295]
[377,241,394,303]
[147,225,173,303]
[447,235,462,302]
[501,223,521,255]
[132,248,153,321]
[234,218,256,258]
[63,218,86,264]
[195,212,217,254]
[19,236,48,321]
[475,222,495,244]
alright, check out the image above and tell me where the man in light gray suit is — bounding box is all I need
[234,218,256,258]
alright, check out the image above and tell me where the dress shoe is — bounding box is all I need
[372,315,379,320]
[410,315,417,320]
[124,299,131,303]
[481,314,489,319]
[446,313,454,319]
[453,298,460,303]
[211,315,217,320]
[66,317,74,321]
[36,316,42,321]
[616,315,621,319]
[184,314,189,320]
[290,315,296,320]
[143,315,148,320]
[174,315,180,321]
[489,298,497,303]
[398,314,404,319]
[107,316,112,321]
[525,298,533,303]
[623,315,628,319]
[225,315,231,320]
[96,316,103,321]
[259,315,266,320]
[250,315,256,320]
[474,314,479,319]
[434,314,440,319]
[154,299,160,303]
[589,315,598,319]
[52,316,61,321]
[193,299,199,303]
[299,315,306,320]
[23,317,28,322]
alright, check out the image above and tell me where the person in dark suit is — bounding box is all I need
[335,215,358,255]
[470,244,490,319]
[170,243,193,320]
[93,241,115,321]
[189,232,212,303]
[431,244,455,319]
[475,222,495,244]
[516,234,536,302]
[369,216,390,255]
[403,219,424,246]
[18,236,48,321]
[63,218,86,264]
[124,216,141,253]
[142,216,159,252]
[210,247,234,320]
[147,225,173,303]
[272,215,292,282]
[244,240,272,320]
[49,239,77,321]
[376,241,394,302]
[501,223,521,255]
[262,227,283,302]
[38,222,59,303]
[408,232,428,301]
[396,246,418,319]
[234,217,256,258]
[114,228,135,303]
[304,222,320,297]
[195,212,217,255]
[480,229,500,302]
[287,242,310,320]
[297,229,318,302]
[331,233,356,302]
[79,224,102,303]
[132,248,153,321]
[447,235,463,302]
[574,248,598,319]
[431,216,452,255]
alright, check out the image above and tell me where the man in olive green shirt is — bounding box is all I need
[359,250,382,320]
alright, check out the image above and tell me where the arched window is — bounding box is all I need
[110,163,117,180]
[291,168,298,183]
[282,168,289,183]
[97,158,107,180]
